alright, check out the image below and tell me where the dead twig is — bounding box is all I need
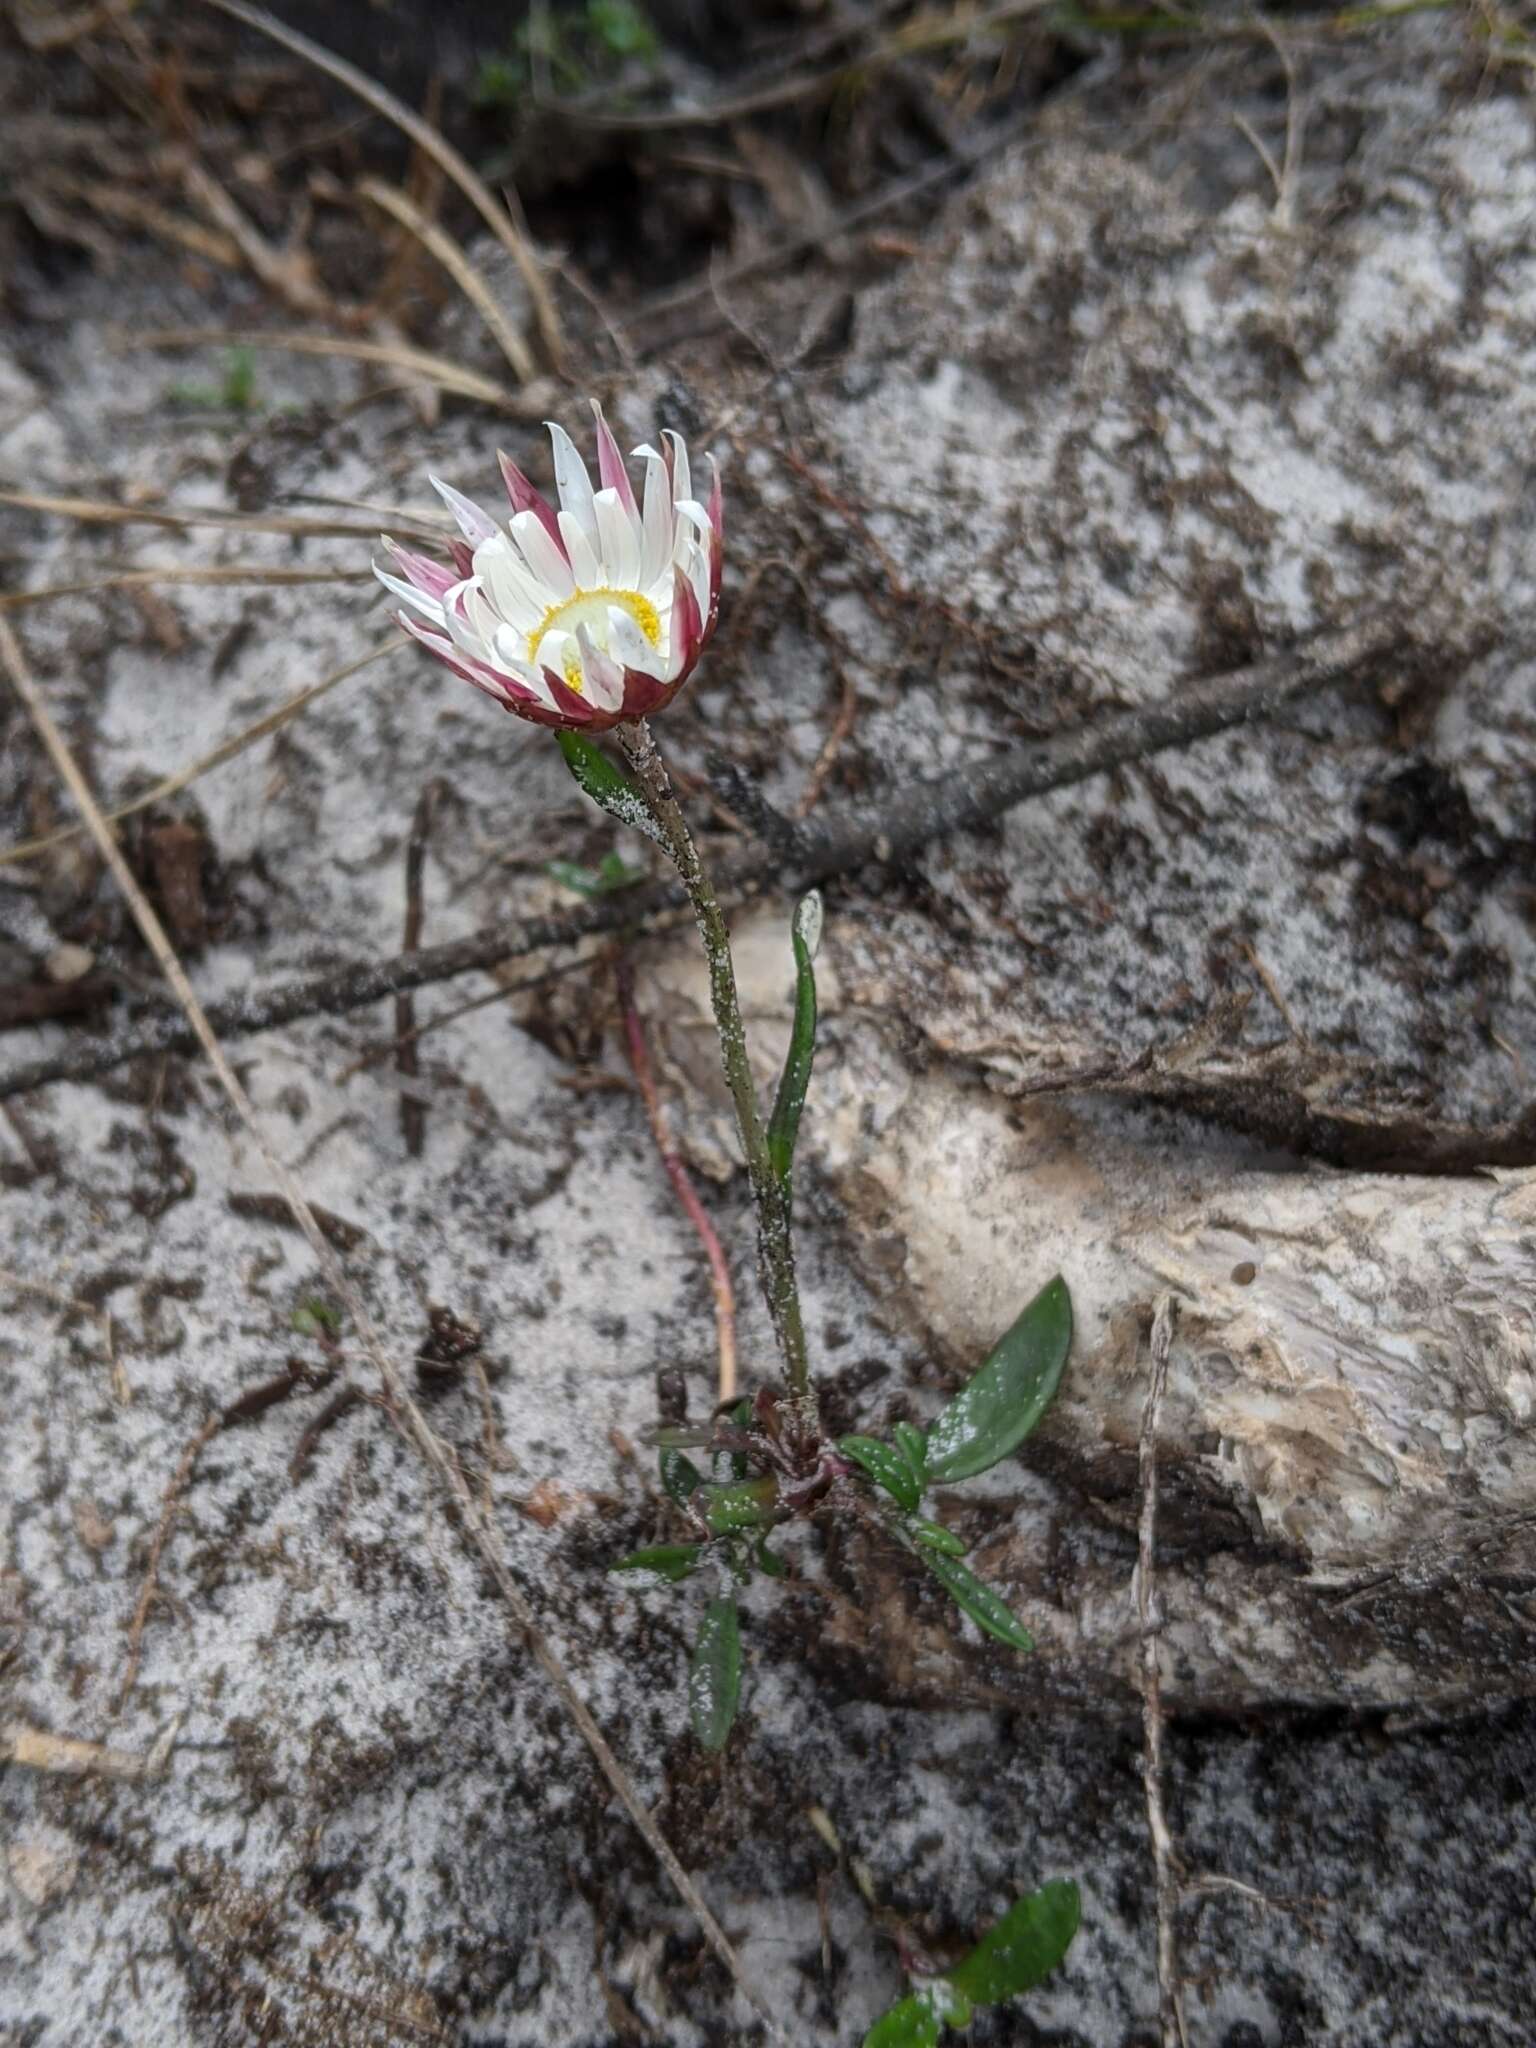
[0,611,782,2044]
[0,639,402,870]
[127,326,525,412]
[197,0,563,371]
[0,488,441,543]
[398,781,443,1158]
[794,667,861,818]
[120,1410,222,1707]
[617,958,738,1405]
[0,564,370,612]
[179,158,330,319]
[1137,1294,1186,2048]
[0,615,1453,1110]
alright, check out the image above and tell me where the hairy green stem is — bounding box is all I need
[617,720,811,1403]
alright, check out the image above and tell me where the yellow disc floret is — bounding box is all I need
[529,587,664,694]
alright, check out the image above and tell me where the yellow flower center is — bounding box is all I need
[528,586,662,694]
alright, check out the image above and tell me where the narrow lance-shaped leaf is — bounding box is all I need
[946,1879,1081,2007]
[838,1434,921,1513]
[766,891,822,1198]
[923,1551,1034,1653]
[902,1513,967,1558]
[609,1543,700,1583]
[688,1595,742,1750]
[893,1421,928,1489]
[555,730,663,845]
[924,1275,1072,1485]
[659,1446,702,1505]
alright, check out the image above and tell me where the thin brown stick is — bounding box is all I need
[127,327,522,411]
[1138,1294,1186,2048]
[120,1411,221,1708]
[0,487,440,543]
[397,781,442,1158]
[0,639,401,870]
[0,611,781,2044]
[180,159,329,319]
[793,667,860,819]
[0,613,1444,1116]
[617,958,738,1405]
[0,565,370,612]
[357,178,537,385]
[197,0,564,371]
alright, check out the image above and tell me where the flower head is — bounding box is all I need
[375,404,721,731]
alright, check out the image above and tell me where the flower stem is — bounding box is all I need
[617,720,811,1404]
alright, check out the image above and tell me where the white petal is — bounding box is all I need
[683,540,710,628]
[510,509,575,599]
[594,487,640,589]
[546,421,598,547]
[374,566,446,626]
[492,626,555,703]
[638,450,673,590]
[674,496,713,542]
[557,508,603,590]
[608,606,665,678]
[575,624,625,712]
[663,430,691,508]
[442,585,496,666]
[430,475,499,545]
[475,535,549,630]
[536,627,577,687]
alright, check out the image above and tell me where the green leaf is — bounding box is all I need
[659,1447,702,1505]
[555,731,661,844]
[903,1514,967,1558]
[838,1434,921,1512]
[924,1275,1072,1484]
[688,1595,741,1750]
[947,1879,1081,2007]
[923,1552,1034,1653]
[753,1535,787,1578]
[893,1422,928,1487]
[766,892,822,1199]
[861,1995,942,2048]
[701,1476,778,1533]
[609,1543,700,1583]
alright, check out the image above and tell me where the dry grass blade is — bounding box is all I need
[1,565,371,612]
[39,176,243,269]
[197,0,564,372]
[180,159,330,319]
[0,638,400,869]
[0,488,443,543]
[129,326,524,411]
[0,611,782,2046]
[357,178,537,385]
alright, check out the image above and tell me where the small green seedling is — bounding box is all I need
[863,1879,1082,2047]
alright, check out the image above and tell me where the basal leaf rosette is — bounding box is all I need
[376,402,722,731]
